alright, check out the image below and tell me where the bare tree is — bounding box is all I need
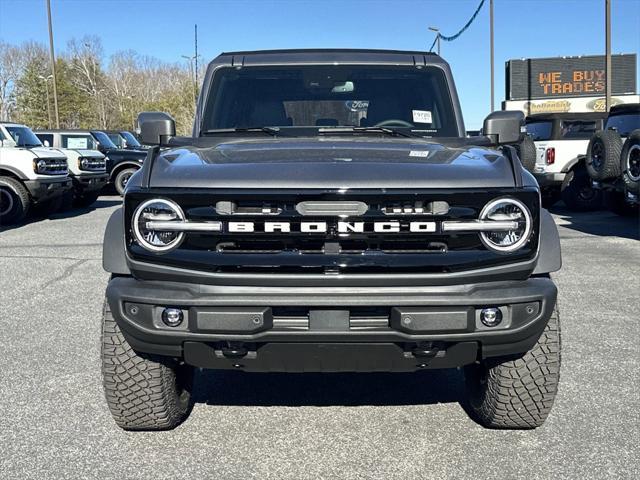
[67,36,108,128]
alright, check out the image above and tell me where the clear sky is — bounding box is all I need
[1,0,638,128]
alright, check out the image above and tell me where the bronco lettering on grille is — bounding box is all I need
[227,221,437,233]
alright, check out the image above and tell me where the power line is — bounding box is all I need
[429,0,487,51]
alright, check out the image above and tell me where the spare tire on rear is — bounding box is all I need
[620,129,640,194]
[514,135,536,173]
[586,129,623,181]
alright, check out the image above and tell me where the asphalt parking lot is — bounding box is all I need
[0,197,638,479]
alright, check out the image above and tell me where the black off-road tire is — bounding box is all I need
[620,130,640,194]
[561,166,602,211]
[514,135,537,173]
[101,300,194,431]
[0,177,30,225]
[464,303,561,429]
[75,190,101,208]
[603,190,639,217]
[586,129,623,181]
[114,167,138,196]
[58,190,75,212]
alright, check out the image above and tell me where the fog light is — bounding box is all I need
[480,307,503,327]
[161,307,184,327]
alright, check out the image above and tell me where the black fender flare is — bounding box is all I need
[0,165,28,180]
[532,208,562,274]
[103,207,130,275]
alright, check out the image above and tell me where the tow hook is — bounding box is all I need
[412,342,441,359]
[221,342,248,358]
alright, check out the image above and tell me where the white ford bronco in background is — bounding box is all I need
[36,130,108,208]
[525,113,605,210]
[0,122,70,225]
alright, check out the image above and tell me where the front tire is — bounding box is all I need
[101,300,194,430]
[561,167,602,211]
[75,190,101,208]
[464,303,561,429]
[0,177,30,225]
[114,167,138,196]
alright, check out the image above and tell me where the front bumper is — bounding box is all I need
[71,172,109,193]
[23,176,72,202]
[534,171,566,187]
[106,276,557,372]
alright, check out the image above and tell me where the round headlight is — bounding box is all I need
[132,198,185,253]
[37,159,47,172]
[80,157,89,169]
[479,197,532,253]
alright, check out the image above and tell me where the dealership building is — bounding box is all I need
[502,53,638,115]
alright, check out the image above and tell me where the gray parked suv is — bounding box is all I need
[101,49,562,431]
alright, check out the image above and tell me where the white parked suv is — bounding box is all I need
[0,122,70,224]
[36,130,108,208]
[525,113,605,210]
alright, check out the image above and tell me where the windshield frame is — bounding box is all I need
[5,125,43,147]
[120,131,142,147]
[199,64,463,138]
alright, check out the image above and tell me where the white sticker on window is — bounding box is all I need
[409,150,430,158]
[412,110,432,124]
[67,138,88,149]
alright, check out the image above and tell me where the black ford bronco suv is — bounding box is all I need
[102,49,562,431]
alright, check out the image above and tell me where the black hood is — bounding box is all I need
[105,148,147,161]
[148,137,516,189]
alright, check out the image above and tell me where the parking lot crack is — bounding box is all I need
[41,259,89,288]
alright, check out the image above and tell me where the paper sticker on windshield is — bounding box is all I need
[409,150,430,158]
[412,110,432,124]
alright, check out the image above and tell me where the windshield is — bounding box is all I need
[107,133,124,148]
[62,134,98,150]
[120,131,141,147]
[91,131,117,149]
[202,65,459,137]
[525,121,553,141]
[605,113,640,137]
[5,126,43,147]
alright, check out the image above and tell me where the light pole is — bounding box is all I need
[38,74,53,128]
[429,26,441,56]
[605,0,612,111]
[46,0,60,128]
[490,0,495,112]
[182,54,197,110]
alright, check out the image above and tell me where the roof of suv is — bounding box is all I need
[609,103,640,115]
[211,48,445,66]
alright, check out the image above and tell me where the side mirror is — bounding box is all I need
[482,110,524,145]
[137,111,176,146]
[43,140,51,147]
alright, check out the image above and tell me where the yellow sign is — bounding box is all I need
[538,70,606,96]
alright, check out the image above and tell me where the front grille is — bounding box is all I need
[81,157,106,171]
[125,189,540,274]
[38,158,68,175]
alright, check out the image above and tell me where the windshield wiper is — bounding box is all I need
[319,126,417,139]
[202,127,280,137]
